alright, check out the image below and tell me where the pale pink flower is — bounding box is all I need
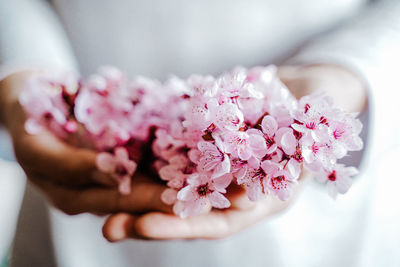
[161,188,178,205]
[329,114,363,152]
[174,172,232,218]
[236,160,269,201]
[20,72,78,137]
[292,91,333,134]
[96,147,137,195]
[263,160,297,201]
[217,67,263,99]
[187,74,218,97]
[315,164,358,198]
[196,140,231,179]
[159,154,195,189]
[207,99,244,131]
[223,130,267,161]
[301,131,336,171]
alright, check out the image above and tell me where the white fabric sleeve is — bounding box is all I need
[0,0,78,79]
[287,0,400,91]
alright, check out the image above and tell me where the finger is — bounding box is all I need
[114,177,312,240]
[109,196,287,241]
[102,213,141,242]
[29,174,172,215]
[14,129,116,187]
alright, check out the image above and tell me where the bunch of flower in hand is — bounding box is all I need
[19,65,363,218]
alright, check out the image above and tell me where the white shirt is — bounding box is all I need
[1,0,400,266]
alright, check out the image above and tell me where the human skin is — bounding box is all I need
[0,64,367,241]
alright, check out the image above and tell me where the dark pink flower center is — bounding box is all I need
[266,137,275,148]
[306,122,316,130]
[333,129,345,140]
[116,165,128,176]
[304,104,311,113]
[293,146,303,162]
[320,116,329,126]
[328,170,337,181]
[312,143,319,154]
[197,184,211,197]
[271,175,287,190]
[44,112,53,120]
[292,129,303,140]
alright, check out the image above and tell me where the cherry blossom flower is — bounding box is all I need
[223,129,267,161]
[315,164,358,198]
[175,172,232,218]
[291,91,333,134]
[96,147,137,195]
[262,160,297,201]
[207,99,244,131]
[20,65,364,217]
[20,71,79,137]
[236,160,269,201]
[195,140,231,179]
[159,154,195,189]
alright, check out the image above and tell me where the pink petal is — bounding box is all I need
[249,134,267,158]
[212,173,233,192]
[115,147,129,161]
[261,115,278,137]
[177,186,197,201]
[118,176,131,195]
[125,161,137,175]
[335,176,352,194]
[211,154,231,179]
[169,154,189,168]
[276,187,291,201]
[159,165,180,181]
[161,188,178,205]
[167,177,185,189]
[208,192,230,209]
[287,158,301,179]
[280,131,297,155]
[25,119,43,134]
[96,153,116,173]
[246,182,263,202]
[260,160,280,176]
[188,149,201,164]
[238,147,252,161]
[327,182,338,199]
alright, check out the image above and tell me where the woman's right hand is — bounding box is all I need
[0,71,172,216]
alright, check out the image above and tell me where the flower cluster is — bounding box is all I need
[20,65,363,217]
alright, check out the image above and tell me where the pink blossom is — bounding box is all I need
[96,147,137,195]
[329,115,363,152]
[315,164,358,198]
[263,160,297,201]
[207,99,244,131]
[292,91,333,134]
[159,154,195,189]
[223,129,267,161]
[175,172,232,218]
[236,161,268,201]
[217,67,263,99]
[19,72,79,138]
[196,140,231,179]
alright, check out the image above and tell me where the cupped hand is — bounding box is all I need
[0,71,171,215]
[102,175,310,241]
